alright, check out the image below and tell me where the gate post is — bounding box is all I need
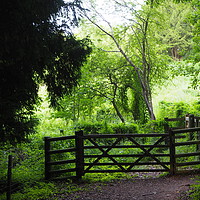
[75,130,84,181]
[44,137,51,180]
[169,128,176,175]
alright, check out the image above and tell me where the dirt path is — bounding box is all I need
[55,173,199,200]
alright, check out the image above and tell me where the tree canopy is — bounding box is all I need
[57,0,198,124]
[0,0,92,143]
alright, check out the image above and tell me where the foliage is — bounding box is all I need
[0,0,200,199]
[139,119,166,133]
[154,0,193,60]
[78,0,196,121]
[0,0,92,144]
[190,0,200,62]
[170,61,200,89]
[10,182,56,200]
[75,121,139,134]
[30,0,199,127]
[190,179,200,200]
[157,100,200,119]
[0,139,50,200]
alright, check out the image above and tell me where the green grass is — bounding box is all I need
[153,76,199,118]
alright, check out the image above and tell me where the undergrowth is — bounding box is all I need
[189,179,200,200]
[1,116,200,199]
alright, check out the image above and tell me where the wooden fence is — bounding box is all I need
[44,127,200,181]
[164,115,200,150]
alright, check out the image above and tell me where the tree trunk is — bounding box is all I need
[112,100,125,123]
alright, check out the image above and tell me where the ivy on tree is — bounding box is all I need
[0,0,92,144]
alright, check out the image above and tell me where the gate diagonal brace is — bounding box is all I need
[85,137,126,172]
[127,135,169,171]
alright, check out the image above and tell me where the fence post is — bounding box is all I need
[195,117,200,159]
[44,137,51,180]
[75,130,84,181]
[189,114,195,140]
[169,128,176,175]
[7,155,12,200]
[164,118,169,145]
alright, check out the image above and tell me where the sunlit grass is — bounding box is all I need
[153,76,199,117]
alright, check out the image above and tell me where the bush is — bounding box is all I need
[0,139,55,200]
[111,123,138,134]
[139,119,166,133]
[75,121,139,135]
[157,100,200,120]
[11,182,56,200]
[189,179,200,200]
[75,121,103,134]
[157,101,190,119]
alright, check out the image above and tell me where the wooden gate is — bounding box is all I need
[44,127,200,181]
[82,132,170,175]
[169,127,200,174]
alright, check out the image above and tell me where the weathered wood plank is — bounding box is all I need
[50,168,76,174]
[169,129,176,175]
[48,148,76,154]
[175,140,200,146]
[84,162,170,166]
[84,153,170,158]
[83,133,168,139]
[172,127,200,134]
[164,117,184,121]
[48,159,76,165]
[85,169,169,173]
[176,161,200,166]
[47,135,76,141]
[44,137,51,180]
[75,130,84,180]
[83,144,169,149]
[175,152,200,158]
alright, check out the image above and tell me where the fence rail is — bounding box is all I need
[44,127,200,181]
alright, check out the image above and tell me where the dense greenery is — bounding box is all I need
[0,0,200,199]
[0,0,91,143]
[51,0,199,124]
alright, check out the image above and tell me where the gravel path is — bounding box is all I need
[55,173,199,200]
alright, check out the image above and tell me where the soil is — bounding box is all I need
[54,172,200,200]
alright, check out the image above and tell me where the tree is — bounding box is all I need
[157,0,199,89]
[190,0,200,62]
[81,0,197,121]
[0,0,92,143]
[59,23,152,123]
[155,1,193,60]
[82,0,171,120]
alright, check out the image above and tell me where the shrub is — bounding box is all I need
[111,123,139,134]
[11,182,56,200]
[157,101,190,119]
[189,179,200,200]
[157,100,200,120]
[75,121,103,134]
[139,119,166,133]
[75,121,139,135]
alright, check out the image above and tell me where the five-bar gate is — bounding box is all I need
[44,127,200,181]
